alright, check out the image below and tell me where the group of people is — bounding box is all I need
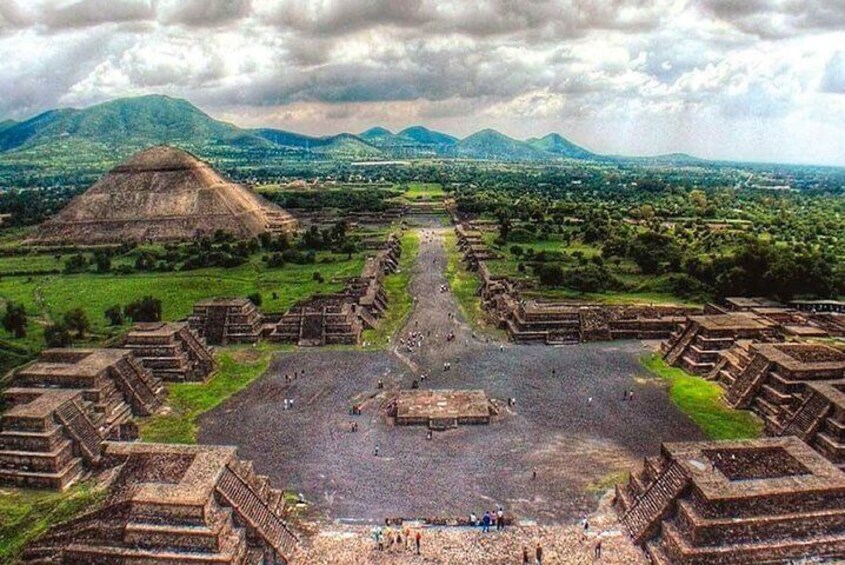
[372,524,422,555]
[470,507,506,532]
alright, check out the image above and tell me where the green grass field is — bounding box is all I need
[362,230,420,348]
[0,482,105,564]
[0,251,364,354]
[641,353,763,440]
[443,231,499,334]
[403,182,445,199]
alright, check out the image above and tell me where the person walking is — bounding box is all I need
[482,511,491,533]
[415,530,421,555]
[496,507,504,531]
[522,546,530,565]
[535,542,543,565]
[595,539,602,559]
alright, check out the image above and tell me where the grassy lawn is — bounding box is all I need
[403,182,445,199]
[0,252,363,354]
[139,344,289,444]
[641,353,763,440]
[362,230,420,348]
[443,232,494,332]
[0,482,105,564]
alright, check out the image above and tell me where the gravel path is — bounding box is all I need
[198,226,704,524]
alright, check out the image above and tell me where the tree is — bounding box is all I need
[44,323,72,347]
[2,302,27,338]
[340,241,358,259]
[535,264,564,287]
[104,305,124,326]
[510,245,523,258]
[247,292,263,307]
[63,308,90,338]
[628,231,681,275]
[63,253,89,274]
[125,296,162,323]
[93,250,111,273]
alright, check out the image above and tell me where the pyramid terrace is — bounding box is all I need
[616,436,845,564]
[24,442,298,564]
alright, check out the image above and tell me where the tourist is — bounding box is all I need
[535,542,543,565]
[403,525,411,551]
[482,511,491,532]
[595,538,602,559]
[415,530,422,555]
[374,444,380,457]
[629,390,634,402]
[470,512,478,526]
[532,468,537,480]
[583,518,590,532]
[497,507,504,530]
[522,546,530,565]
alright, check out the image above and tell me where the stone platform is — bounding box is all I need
[392,389,493,428]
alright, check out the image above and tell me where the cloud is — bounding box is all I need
[821,51,845,94]
[153,0,252,27]
[41,0,154,29]
[698,0,845,38]
[0,0,844,164]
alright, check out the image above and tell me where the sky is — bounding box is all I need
[1,0,844,166]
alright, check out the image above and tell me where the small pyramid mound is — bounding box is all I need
[30,146,296,244]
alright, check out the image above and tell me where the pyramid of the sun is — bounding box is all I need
[30,146,297,244]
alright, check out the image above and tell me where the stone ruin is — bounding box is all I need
[268,295,363,346]
[0,349,165,490]
[616,436,845,564]
[388,389,495,429]
[662,313,780,375]
[28,145,296,245]
[122,321,216,382]
[185,235,402,347]
[663,297,845,376]
[454,222,702,344]
[23,442,298,564]
[188,297,264,346]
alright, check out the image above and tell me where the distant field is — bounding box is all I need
[362,229,420,348]
[0,251,364,356]
[403,182,446,199]
[480,231,703,306]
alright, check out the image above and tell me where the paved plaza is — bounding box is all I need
[199,226,704,524]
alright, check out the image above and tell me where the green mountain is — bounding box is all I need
[527,133,594,160]
[359,127,395,143]
[456,129,545,161]
[0,95,613,164]
[0,95,267,153]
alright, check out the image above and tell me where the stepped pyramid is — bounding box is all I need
[30,145,296,244]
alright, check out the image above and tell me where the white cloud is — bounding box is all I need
[0,0,844,164]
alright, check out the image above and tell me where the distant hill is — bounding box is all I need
[1,94,710,165]
[0,95,267,153]
[456,129,545,160]
[526,133,595,160]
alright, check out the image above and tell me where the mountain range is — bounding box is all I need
[0,94,699,165]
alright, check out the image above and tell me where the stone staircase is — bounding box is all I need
[621,461,689,545]
[215,465,298,559]
[664,323,697,366]
[110,357,163,416]
[299,310,324,346]
[725,355,771,408]
[54,399,103,466]
[204,304,229,345]
[781,391,831,441]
